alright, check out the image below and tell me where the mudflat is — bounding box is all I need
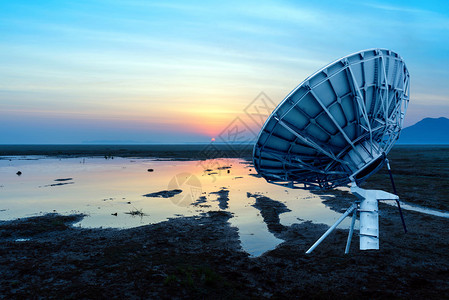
[0,145,448,299]
[0,144,253,160]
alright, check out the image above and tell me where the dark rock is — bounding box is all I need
[48,182,74,187]
[217,166,231,170]
[54,178,73,182]
[143,189,183,198]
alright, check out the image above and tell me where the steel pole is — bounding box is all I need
[306,204,356,254]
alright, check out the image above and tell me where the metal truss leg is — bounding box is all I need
[345,207,358,254]
[306,203,357,254]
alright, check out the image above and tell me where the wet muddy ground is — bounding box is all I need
[1,145,449,298]
[1,193,448,299]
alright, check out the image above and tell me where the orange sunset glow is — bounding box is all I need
[0,1,448,144]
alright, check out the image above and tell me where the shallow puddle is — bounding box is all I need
[1,156,359,256]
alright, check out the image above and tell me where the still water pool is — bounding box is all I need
[0,156,356,255]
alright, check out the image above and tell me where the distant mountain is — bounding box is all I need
[398,117,449,144]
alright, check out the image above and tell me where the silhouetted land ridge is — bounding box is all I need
[0,144,253,159]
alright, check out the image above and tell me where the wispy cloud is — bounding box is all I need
[0,0,448,143]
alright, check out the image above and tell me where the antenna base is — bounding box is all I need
[306,184,398,254]
[351,185,397,250]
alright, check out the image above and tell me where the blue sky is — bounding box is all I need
[1,0,448,143]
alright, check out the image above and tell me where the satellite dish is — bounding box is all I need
[253,49,410,253]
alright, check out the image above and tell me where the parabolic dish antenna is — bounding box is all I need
[253,49,410,253]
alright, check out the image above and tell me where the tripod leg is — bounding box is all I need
[345,207,357,254]
[306,204,356,254]
[395,199,407,233]
[386,158,407,233]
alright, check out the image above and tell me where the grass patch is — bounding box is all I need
[164,264,234,297]
[125,208,147,217]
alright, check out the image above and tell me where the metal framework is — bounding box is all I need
[305,183,398,254]
[253,49,410,189]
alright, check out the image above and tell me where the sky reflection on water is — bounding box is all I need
[0,156,354,256]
